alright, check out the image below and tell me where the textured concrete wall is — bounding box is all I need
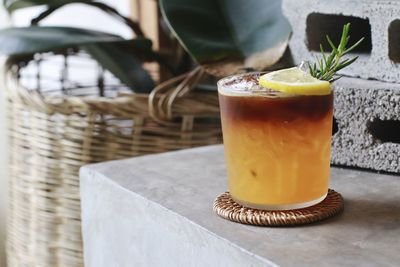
[332,77,400,173]
[283,0,400,82]
[283,0,400,173]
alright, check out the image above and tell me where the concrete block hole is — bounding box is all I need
[332,117,339,136]
[367,119,400,144]
[389,20,400,62]
[306,13,372,54]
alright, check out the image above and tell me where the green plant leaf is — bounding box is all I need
[0,26,124,55]
[159,0,291,73]
[82,39,155,93]
[3,0,92,13]
[0,26,155,92]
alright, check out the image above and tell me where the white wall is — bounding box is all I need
[12,0,132,37]
[0,6,10,267]
[0,1,131,266]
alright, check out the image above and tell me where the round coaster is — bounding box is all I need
[213,189,344,226]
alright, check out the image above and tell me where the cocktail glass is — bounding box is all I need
[218,72,333,210]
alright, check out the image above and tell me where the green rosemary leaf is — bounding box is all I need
[317,58,323,73]
[320,44,328,66]
[338,24,348,51]
[326,50,336,67]
[344,37,365,54]
[330,75,343,83]
[314,63,319,77]
[335,56,358,71]
[326,35,338,53]
[308,64,314,76]
[344,36,350,48]
[309,23,364,82]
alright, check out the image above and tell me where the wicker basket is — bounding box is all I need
[6,55,221,266]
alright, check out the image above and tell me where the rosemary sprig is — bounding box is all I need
[309,23,364,82]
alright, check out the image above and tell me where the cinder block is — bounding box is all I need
[332,77,400,173]
[283,0,400,82]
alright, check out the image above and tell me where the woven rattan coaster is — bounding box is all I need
[213,189,344,226]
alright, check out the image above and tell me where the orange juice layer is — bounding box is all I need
[219,92,333,206]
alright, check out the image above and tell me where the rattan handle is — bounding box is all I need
[30,1,145,37]
[148,67,205,123]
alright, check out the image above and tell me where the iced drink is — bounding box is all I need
[218,73,333,210]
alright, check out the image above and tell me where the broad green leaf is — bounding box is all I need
[82,39,155,93]
[159,0,291,72]
[0,26,155,92]
[3,0,92,13]
[0,26,123,55]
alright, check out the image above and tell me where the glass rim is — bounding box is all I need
[217,71,333,98]
[217,72,295,98]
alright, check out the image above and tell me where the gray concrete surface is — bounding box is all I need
[283,0,400,82]
[332,77,400,173]
[80,145,400,267]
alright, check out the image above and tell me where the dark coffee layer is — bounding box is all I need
[219,90,333,123]
[218,72,333,123]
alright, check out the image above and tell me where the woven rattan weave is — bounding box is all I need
[6,63,221,266]
[213,189,344,226]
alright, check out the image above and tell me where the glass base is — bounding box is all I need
[232,192,328,211]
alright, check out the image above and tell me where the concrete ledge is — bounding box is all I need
[332,77,400,173]
[80,145,400,267]
[283,0,400,82]
[80,147,274,267]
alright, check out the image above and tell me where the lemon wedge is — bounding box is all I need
[258,67,331,95]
